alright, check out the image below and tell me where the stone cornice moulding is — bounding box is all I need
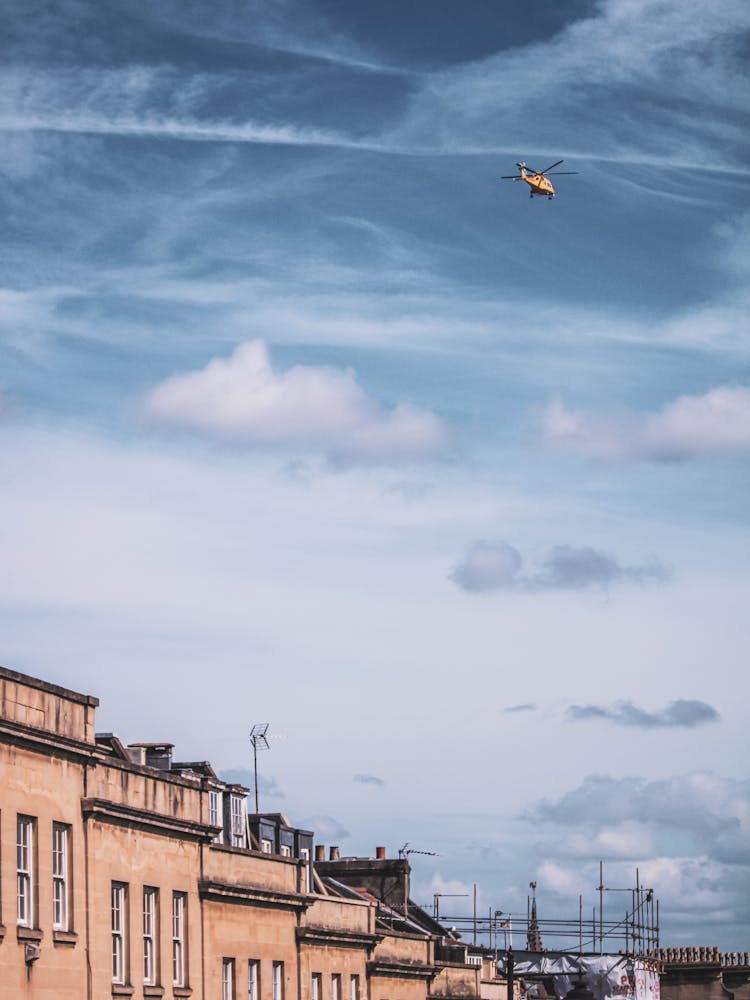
[198,879,311,912]
[296,926,383,950]
[81,797,215,842]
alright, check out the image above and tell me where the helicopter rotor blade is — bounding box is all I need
[501,175,522,179]
[540,159,564,173]
[546,171,578,175]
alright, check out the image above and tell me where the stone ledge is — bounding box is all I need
[144,986,165,998]
[17,926,43,943]
[53,929,78,946]
[111,985,134,998]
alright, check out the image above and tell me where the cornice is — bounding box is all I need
[198,879,310,911]
[296,926,382,949]
[81,797,214,842]
[367,960,437,980]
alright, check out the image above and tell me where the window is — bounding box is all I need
[52,823,70,931]
[312,973,322,1000]
[209,790,223,843]
[280,844,291,857]
[223,958,235,1000]
[248,960,260,1000]
[172,892,186,986]
[272,961,284,1000]
[261,839,273,854]
[230,795,246,848]
[350,975,360,1000]
[332,973,341,1000]
[300,847,311,891]
[143,887,158,985]
[111,882,128,985]
[17,815,35,927]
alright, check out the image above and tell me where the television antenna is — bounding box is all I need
[398,842,438,859]
[249,723,270,814]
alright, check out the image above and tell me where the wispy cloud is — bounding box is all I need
[144,339,452,464]
[504,703,537,714]
[566,699,720,729]
[301,815,350,840]
[220,768,285,798]
[354,773,385,787]
[392,0,750,166]
[535,386,750,462]
[450,540,667,593]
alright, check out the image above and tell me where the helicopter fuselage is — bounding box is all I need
[520,169,555,197]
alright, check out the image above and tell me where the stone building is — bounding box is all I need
[0,665,496,1000]
[660,948,750,1000]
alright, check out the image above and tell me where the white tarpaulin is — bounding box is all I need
[495,953,660,1000]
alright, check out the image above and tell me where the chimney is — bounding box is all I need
[315,845,325,861]
[329,846,340,860]
[376,846,386,859]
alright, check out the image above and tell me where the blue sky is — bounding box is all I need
[2,0,749,948]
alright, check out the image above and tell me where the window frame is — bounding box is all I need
[312,972,322,1000]
[209,789,223,843]
[222,957,236,1000]
[272,960,284,1000]
[143,886,159,986]
[350,975,360,1000]
[230,794,245,848]
[332,972,341,1000]
[172,891,187,987]
[17,815,35,928]
[52,822,70,931]
[111,881,128,985]
[248,959,261,1000]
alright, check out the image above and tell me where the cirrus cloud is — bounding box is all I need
[144,339,452,464]
[535,386,750,463]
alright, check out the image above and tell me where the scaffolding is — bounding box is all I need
[432,864,660,960]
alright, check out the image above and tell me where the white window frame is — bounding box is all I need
[52,822,69,931]
[273,961,284,1000]
[230,795,246,848]
[280,844,291,857]
[17,815,35,928]
[143,887,158,985]
[172,891,186,986]
[261,838,273,854]
[350,975,360,1000]
[312,973,322,1000]
[223,958,235,1000]
[209,789,223,843]
[332,973,341,1000]
[111,882,128,985]
[248,959,260,1000]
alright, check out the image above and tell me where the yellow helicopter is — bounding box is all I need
[502,159,578,199]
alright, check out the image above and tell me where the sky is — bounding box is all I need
[1,0,749,950]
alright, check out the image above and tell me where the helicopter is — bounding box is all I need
[501,159,578,199]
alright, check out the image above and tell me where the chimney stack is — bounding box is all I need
[376,846,386,859]
[329,846,340,860]
[315,845,325,861]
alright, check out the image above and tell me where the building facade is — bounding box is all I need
[0,665,494,1000]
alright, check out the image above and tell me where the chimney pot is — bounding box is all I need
[330,846,340,860]
[315,845,325,861]
[376,846,386,859]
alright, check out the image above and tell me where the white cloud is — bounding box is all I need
[144,339,452,464]
[535,386,750,462]
[557,822,657,859]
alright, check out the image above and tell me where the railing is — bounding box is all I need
[658,948,750,967]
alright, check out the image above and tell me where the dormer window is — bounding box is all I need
[209,790,223,844]
[230,794,246,848]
